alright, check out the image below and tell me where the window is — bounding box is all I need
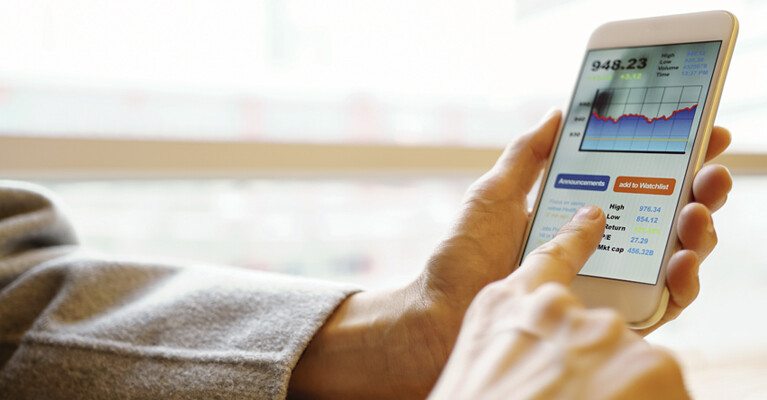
[1,3,765,398]
[1,0,764,151]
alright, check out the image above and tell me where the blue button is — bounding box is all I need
[554,174,610,191]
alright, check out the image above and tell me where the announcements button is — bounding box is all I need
[614,176,676,195]
[554,174,610,191]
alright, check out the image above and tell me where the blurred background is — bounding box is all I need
[1,1,765,398]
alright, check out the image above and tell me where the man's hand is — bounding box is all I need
[429,206,690,400]
[288,111,731,399]
[420,110,732,338]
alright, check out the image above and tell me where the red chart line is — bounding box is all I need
[591,104,698,124]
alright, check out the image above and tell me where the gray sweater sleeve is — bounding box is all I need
[0,181,360,400]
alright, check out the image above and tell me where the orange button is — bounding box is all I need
[613,176,676,195]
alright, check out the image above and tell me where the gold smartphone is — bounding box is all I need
[518,11,738,328]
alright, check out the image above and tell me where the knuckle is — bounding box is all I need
[462,194,495,215]
[473,281,510,307]
[567,308,626,350]
[515,282,579,335]
[509,134,532,153]
[464,180,486,199]
[537,281,571,297]
[593,308,625,327]
[532,282,578,313]
[532,241,572,264]
[592,308,626,336]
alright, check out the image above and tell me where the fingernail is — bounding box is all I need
[539,108,559,124]
[573,206,601,221]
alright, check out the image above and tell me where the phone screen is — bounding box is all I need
[522,41,722,285]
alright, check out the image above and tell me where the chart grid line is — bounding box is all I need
[579,86,701,154]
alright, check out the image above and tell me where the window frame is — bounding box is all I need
[0,135,761,180]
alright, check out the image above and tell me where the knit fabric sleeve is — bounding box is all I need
[0,181,360,400]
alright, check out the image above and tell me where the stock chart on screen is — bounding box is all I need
[580,86,701,153]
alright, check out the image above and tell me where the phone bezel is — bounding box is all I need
[517,11,738,327]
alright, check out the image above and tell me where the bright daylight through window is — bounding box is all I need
[0,0,764,151]
[0,2,766,399]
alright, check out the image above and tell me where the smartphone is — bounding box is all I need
[518,11,738,329]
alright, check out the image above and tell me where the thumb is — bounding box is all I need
[473,110,561,202]
[512,206,606,292]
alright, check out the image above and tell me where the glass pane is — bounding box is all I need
[39,178,471,288]
[1,1,763,150]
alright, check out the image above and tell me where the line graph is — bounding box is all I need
[591,105,697,125]
[580,86,701,153]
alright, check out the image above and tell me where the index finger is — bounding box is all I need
[510,206,606,293]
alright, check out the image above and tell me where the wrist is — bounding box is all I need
[287,283,454,400]
[287,289,398,399]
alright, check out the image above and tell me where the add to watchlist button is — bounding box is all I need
[613,176,676,195]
